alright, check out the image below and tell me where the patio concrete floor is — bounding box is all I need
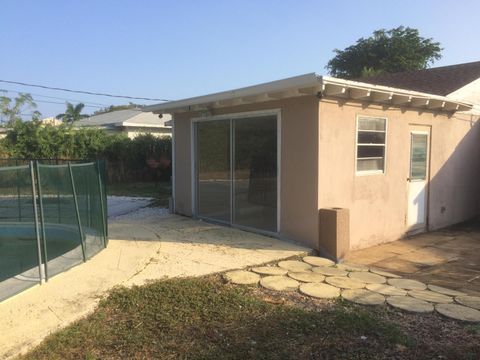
[345,220,480,296]
[0,214,309,359]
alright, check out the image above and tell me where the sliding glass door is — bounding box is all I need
[233,116,277,232]
[196,119,231,223]
[194,114,278,233]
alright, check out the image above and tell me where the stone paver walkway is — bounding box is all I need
[344,221,480,295]
[224,255,480,323]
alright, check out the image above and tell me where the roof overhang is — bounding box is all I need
[143,73,473,114]
[118,121,171,128]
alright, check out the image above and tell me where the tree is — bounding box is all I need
[56,102,88,123]
[326,27,442,79]
[0,93,41,126]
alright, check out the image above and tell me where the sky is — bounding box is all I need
[1,0,480,118]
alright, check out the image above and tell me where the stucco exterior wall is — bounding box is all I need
[172,96,320,248]
[318,99,480,250]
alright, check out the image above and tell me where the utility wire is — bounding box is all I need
[0,90,104,109]
[31,99,103,108]
[0,79,169,102]
[0,88,109,107]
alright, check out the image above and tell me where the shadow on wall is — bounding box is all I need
[426,114,480,232]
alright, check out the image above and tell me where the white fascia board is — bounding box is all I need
[119,122,170,128]
[142,73,321,113]
[143,73,473,114]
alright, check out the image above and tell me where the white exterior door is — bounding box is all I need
[407,129,430,231]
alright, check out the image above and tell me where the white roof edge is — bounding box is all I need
[143,73,473,113]
[143,73,321,112]
[322,76,473,104]
[119,121,172,128]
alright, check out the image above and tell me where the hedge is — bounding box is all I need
[0,120,172,183]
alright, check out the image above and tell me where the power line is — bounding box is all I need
[0,79,169,102]
[0,88,109,107]
[31,99,104,108]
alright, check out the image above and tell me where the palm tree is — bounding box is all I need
[56,102,87,123]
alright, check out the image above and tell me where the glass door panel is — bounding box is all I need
[233,116,277,232]
[195,120,231,223]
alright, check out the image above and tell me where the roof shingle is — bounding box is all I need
[356,61,480,96]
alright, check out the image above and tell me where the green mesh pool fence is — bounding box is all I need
[0,160,108,302]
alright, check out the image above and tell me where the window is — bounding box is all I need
[356,116,386,173]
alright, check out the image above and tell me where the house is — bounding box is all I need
[143,67,480,260]
[0,127,7,139]
[40,117,63,126]
[75,109,172,138]
[357,60,480,114]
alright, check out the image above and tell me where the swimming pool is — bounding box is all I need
[0,160,108,302]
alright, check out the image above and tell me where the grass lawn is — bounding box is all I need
[107,181,171,207]
[18,276,480,360]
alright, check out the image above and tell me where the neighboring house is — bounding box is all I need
[74,109,172,138]
[143,68,480,260]
[40,117,63,126]
[357,61,480,114]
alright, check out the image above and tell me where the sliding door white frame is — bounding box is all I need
[191,108,281,235]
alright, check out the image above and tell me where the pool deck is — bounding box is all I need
[0,213,309,359]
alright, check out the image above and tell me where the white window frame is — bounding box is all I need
[355,115,388,175]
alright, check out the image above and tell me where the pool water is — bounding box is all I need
[0,223,82,283]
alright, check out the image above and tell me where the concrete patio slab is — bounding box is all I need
[0,214,309,359]
[345,221,480,295]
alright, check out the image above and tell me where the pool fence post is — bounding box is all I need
[29,161,45,284]
[56,159,61,223]
[16,159,22,221]
[35,160,49,281]
[96,160,108,248]
[68,162,87,262]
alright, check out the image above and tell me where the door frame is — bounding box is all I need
[190,108,282,236]
[406,125,431,234]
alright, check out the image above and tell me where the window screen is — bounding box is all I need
[356,117,386,173]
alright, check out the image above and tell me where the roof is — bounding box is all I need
[75,109,171,129]
[143,73,472,114]
[356,61,480,96]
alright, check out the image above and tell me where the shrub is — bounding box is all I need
[0,121,171,183]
